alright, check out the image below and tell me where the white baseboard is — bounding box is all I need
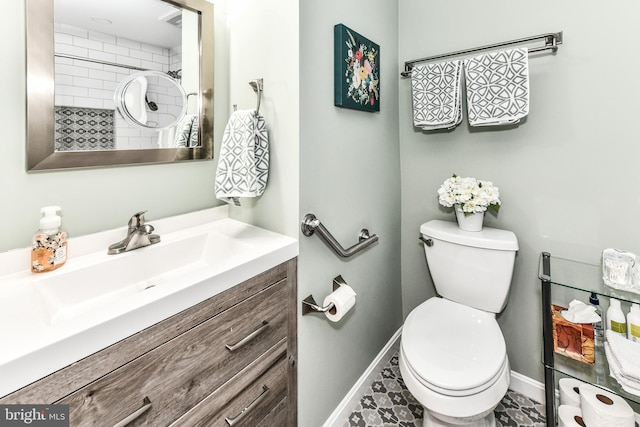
[322,329,547,427]
[322,328,403,427]
[509,370,546,405]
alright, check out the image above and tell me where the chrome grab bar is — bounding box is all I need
[301,213,378,258]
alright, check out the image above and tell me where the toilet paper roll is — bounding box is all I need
[580,383,635,427]
[559,378,584,408]
[323,284,356,322]
[558,405,586,427]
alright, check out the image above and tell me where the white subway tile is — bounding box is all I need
[73,77,103,89]
[152,53,169,64]
[88,50,117,63]
[129,49,153,61]
[88,88,114,100]
[55,56,74,65]
[88,31,116,45]
[54,33,73,45]
[102,80,118,91]
[116,55,141,67]
[73,97,104,109]
[88,69,117,82]
[140,43,164,55]
[156,94,176,105]
[74,37,103,51]
[74,59,103,70]
[55,64,89,78]
[104,65,127,74]
[56,84,88,97]
[115,127,143,137]
[114,136,129,149]
[55,43,89,58]
[55,74,74,86]
[140,60,164,72]
[103,43,130,56]
[54,95,74,106]
[116,38,141,50]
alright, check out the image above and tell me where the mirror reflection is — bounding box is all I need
[25,0,213,170]
[53,0,199,151]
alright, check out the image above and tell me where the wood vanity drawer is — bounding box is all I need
[209,356,287,427]
[171,339,288,426]
[59,279,287,426]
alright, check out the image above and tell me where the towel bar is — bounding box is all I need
[301,213,378,258]
[401,31,563,77]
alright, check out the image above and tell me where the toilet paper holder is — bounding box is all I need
[302,275,347,315]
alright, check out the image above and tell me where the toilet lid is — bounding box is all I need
[401,298,506,394]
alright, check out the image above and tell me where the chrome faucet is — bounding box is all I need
[108,211,161,255]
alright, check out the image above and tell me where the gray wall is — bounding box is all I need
[399,0,640,383]
[0,0,228,253]
[225,0,300,238]
[299,1,402,426]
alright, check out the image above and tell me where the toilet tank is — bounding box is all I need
[420,220,518,313]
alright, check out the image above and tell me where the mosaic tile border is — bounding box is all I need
[54,106,115,151]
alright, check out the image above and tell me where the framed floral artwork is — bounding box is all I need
[334,24,380,112]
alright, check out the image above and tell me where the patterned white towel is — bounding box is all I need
[464,48,529,126]
[215,109,269,205]
[411,60,462,130]
[174,115,196,147]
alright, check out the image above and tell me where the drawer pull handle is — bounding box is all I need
[225,321,269,352]
[225,385,270,426]
[112,396,152,427]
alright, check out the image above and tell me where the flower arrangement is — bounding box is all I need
[437,174,501,215]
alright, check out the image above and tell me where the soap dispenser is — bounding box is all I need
[31,206,67,273]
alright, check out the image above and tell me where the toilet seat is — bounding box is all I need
[401,297,507,396]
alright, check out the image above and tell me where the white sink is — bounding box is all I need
[0,207,298,397]
[36,233,203,323]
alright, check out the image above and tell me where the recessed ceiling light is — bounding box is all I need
[90,17,112,25]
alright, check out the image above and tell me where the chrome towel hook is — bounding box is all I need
[249,78,263,113]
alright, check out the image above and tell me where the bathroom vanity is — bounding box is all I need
[0,207,298,426]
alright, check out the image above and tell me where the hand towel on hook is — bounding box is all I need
[411,60,463,130]
[215,109,269,205]
[464,48,529,126]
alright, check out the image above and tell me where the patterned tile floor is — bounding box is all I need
[344,352,546,426]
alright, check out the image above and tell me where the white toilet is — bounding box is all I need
[399,219,518,427]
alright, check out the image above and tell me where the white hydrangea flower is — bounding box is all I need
[437,175,500,214]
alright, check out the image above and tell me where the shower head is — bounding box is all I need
[145,95,158,111]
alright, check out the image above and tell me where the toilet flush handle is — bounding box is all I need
[419,235,433,247]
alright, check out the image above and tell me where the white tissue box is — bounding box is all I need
[552,304,595,365]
